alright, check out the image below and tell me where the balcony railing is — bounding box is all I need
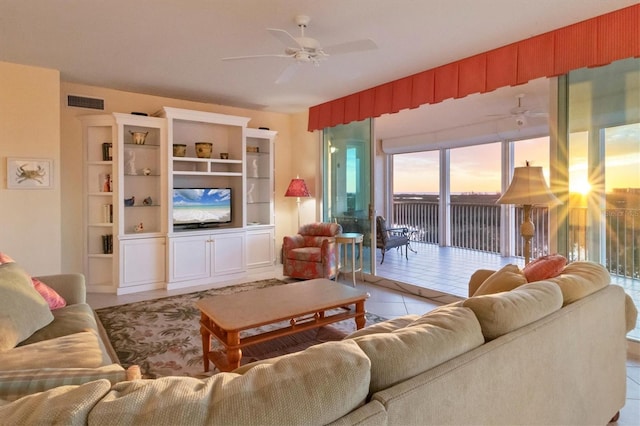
[392,196,640,279]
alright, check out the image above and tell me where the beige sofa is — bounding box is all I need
[0,263,133,402]
[0,261,636,425]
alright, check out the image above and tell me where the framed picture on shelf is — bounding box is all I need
[7,157,53,189]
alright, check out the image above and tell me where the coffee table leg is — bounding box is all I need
[226,331,242,371]
[200,313,211,372]
[355,300,366,329]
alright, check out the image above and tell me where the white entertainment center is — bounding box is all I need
[80,107,277,294]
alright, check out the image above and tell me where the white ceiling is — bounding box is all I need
[1,0,636,142]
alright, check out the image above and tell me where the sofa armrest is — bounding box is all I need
[468,269,496,297]
[33,273,86,305]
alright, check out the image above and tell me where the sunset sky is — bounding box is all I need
[393,124,639,195]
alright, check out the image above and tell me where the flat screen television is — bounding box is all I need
[172,188,232,228]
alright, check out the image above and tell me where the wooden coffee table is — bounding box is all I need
[196,278,369,372]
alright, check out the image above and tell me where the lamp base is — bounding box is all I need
[521,204,535,264]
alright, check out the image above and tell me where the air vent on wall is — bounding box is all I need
[67,95,104,110]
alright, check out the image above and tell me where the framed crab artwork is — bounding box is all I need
[7,157,53,189]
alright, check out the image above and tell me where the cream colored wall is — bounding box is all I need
[0,62,61,275]
[61,81,300,273]
[283,112,321,233]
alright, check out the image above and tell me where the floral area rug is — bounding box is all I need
[95,279,387,379]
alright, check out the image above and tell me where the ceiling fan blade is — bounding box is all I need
[275,63,301,84]
[524,111,549,117]
[323,38,377,55]
[267,28,302,48]
[222,53,293,61]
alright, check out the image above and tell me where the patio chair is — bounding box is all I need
[376,216,410,264]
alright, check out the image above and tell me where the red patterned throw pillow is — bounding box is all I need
[523,254,568,282]
[0,252,67,310]
[32,277,67,310]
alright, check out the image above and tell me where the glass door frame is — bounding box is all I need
[320,119,375,277]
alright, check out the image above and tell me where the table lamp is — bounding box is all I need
[285,177,311,230]
[496,162,561,264]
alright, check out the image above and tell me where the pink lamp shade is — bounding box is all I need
[285,178,310,198]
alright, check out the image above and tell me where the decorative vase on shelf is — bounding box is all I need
[247,183,255,203]
[251,158,258,177]
[195,142,213,158]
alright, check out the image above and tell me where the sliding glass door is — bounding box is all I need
[565,57,640,278]
[322,119,373,275]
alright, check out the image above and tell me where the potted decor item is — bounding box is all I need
[173,144,187,157]
[195,142,213,158]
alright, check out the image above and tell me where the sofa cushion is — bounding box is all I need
[0,263,54,351]
[345,314,420,339]
[350,306,484,395]
[86,339,370,425]
[473,264,527,296]
[523,254,568,282]
[545,261,610,305]
[0,330,112,371]
[18,303,100,346]
[0,364,126,402]
[463,281,563,341]
[0,379,112,424]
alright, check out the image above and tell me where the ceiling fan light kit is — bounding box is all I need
[222,14,377,83]
[487,93,548,126]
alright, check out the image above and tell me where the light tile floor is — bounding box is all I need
[87,258,639,425]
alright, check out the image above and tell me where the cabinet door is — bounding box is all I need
[246,228,274,269]
[121,237,165,287]
[211,232,246,276]
[170,235,211,282]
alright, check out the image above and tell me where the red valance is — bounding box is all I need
[308,4,640,132]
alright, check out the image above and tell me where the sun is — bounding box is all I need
[570,179,591,195]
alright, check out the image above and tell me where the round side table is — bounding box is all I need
[335,233,364,287]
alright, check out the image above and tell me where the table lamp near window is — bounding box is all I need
[496,162,561,264]
[285,177,311,230]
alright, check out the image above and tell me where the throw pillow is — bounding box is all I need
[463,281,563,341]
[472,264,527,296]
[0,263,54,351]
[0,252,66,310]
[32,278,66,310]
[0,252,14,264]
[522,254,567,282]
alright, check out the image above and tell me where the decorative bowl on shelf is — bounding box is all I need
[124,196,135,207]
[195,142,213,158]
[173,144,187,157]
[130,131,148,145]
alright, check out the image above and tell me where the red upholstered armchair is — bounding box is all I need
[282,222,342,280]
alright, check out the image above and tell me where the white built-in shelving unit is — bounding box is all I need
[81,108,277,294]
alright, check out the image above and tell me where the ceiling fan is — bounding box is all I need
[221,14,378,84]
[489,94,548,126]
